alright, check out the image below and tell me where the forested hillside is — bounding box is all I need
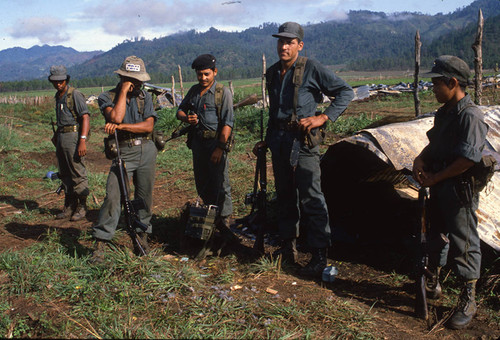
[1,0,499,92]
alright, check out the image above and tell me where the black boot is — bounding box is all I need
[426,266,442,299]
[447,280,477,330]
[273,238,298,265]
[56,194,76,220]
[70,194,88,221]
[300,247,327,278]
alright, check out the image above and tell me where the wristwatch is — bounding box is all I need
[80,135,87,140]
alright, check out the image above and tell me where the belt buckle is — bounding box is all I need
[133,139,142,146]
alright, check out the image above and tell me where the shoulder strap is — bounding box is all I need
[215,82,224,123]
[65,86,78,121]
[292,56,307,122]
[108,88,145,115]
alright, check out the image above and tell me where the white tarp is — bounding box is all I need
[337,106,500,251]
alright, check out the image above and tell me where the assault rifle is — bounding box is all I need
[415,186,449,320]
[113,131,149,256]
[244,108,268,253]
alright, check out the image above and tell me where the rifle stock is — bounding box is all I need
[113,131,148,256]
[415,187,429,319]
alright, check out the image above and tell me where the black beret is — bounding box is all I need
[191,54,216,70]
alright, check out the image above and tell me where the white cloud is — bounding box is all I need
[8,17,69,44]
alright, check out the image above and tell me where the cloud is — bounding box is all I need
[8,17,70,44]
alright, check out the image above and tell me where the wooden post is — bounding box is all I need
[494,63,499,104]
[171,75,176,107]
[228,81,234,97]
[262,54,267,109]
[177,65,184,99]
[472,9,484,105]
[414,30,422,117]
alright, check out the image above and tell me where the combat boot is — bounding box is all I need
[135,232,151,255]
[426,266,442,299]
[447,280,477,330]
[70,194,88,221]
[56,194,76,220]
[273,238,298,265]
[89,239,108,264]
[299,247,327,278]
[216,216,240,244]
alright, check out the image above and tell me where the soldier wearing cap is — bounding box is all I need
[177,54,235,242]
[48,65,90,222]
[91,56,158,262]
[413,55,488,329]
[253,22,354,277]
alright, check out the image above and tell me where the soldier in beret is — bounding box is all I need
[48,65,90,222]
[177,54,235,243]
[413,55,489,329]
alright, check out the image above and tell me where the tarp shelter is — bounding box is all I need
[321,106,500,251]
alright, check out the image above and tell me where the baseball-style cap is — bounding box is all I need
[48,65,69,81]
[191,54,216,70]
[423,55,471,84]
[114,55,151,82]
[272,22,304,41]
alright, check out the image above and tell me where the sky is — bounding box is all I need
[1,0,478,52]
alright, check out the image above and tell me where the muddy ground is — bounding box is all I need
[0,96,499,339]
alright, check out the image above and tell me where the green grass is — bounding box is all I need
[0,231,377,338]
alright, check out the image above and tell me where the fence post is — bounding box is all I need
[472,8,484,105]
[414,30,422,117]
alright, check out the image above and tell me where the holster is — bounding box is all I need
[305,126,325,148]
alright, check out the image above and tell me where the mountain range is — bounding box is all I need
[1,0,499,85]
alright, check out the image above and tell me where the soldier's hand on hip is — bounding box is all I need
[299,114,328,133]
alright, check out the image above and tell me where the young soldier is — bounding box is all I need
[253,22,354,277]
[413,55,488,329]
[48,65,90,222]
[91,56,158,263]
[176,54,234,235]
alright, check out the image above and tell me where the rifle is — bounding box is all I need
[51,118,57,147]
[245,107,268,253]
[415,186,449,320]
[113,131,149,256]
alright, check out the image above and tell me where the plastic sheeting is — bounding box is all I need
[323,106,500,251]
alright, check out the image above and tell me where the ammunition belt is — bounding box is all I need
[58,125,78,133]
[195,129,217,139]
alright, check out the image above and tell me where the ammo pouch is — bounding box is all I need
[104,135,118,160]
[305,126,326,148]
[153,130,166,151]
[464,154,497,194]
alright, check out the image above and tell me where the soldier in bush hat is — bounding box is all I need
[91,56,158,263]
[413,55,489,329]
[253,22,354,277]
[48,65,90,222]
[176,54,236,252]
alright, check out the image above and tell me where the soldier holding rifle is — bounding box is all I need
[413,55,488,329]
[91,56,158,263]
[254,22,354,277]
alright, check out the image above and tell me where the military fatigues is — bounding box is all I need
[423,94,488,280]
[54,88,89,199]
[92,89,158,241]
[178,81,234,217]
[266,58,354,248]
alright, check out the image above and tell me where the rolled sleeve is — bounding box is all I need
[98,92,114,114]
[73,90,90,117]
[454,109,488,163]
